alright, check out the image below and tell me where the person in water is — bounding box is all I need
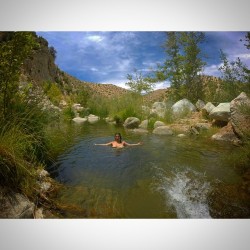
[94,133,142,148]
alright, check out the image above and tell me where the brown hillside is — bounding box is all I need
[143,88,168,104]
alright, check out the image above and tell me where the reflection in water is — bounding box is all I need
[49,121,244,218]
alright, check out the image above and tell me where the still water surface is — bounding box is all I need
[49,121,241,218]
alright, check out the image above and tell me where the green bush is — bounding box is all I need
[109,92,144,122]
[62,106,75,120]
[43,81,62,106]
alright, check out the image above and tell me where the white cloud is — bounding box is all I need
[87,35,104,43]
[237,53,250,59]
[90,67,98,72]
[203,64,222,77]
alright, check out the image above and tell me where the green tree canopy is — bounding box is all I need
[0,32,38,118]
[154,32,206,102]
[125,69,155,94]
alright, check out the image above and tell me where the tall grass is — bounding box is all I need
[0,100,55,197]
[86,92,145,122]
[0,121,42,196]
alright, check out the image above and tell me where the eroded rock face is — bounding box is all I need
[230,92,250,139]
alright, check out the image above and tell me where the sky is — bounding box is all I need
[36,31,250,90]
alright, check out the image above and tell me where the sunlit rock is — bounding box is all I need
[209,103,231,122]
[171,99,196,114]
[123,117,140,129]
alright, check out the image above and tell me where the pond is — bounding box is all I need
[48,120,245,218]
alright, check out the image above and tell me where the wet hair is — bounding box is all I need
[114,133,122,143]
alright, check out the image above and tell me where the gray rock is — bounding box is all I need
[211,123,242,144]
[209,103,231,122]
[72,117,87,123]
[230,92,250,139]
[124,117,140,129]
[40,181,51,193]
[139,119,148,129]
[171,99,196,114]
[37,169,49,181]
[201,102,215,116]
[34,208,44,219]
[194,123,211,131]
[154,121,165,129]
[87,114,100,124]
[150,102,166,118]
[153,126,174,135]
[0,192,35,218]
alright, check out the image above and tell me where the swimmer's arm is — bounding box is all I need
[123,141,143,146]
[94,142,113,146]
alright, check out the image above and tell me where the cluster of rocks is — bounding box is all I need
[71,103,100,124]
[119,92,250,144]
[70,92,250,144]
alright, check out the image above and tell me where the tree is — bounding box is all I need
[0,32,38,118]
[125,69,155,94]
[180,32,206,102]
[219,49,249,100]
[240,32,250,50]
[154,32,206,102]
[157,32,184,100]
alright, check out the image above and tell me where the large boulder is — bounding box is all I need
[171,99,196,114]
[230,92,250,139]
[139,119,148,129]
[209,103,231,122]
[87,114,100,124]
[201,102,215,116]
[154,121,165,129]
[123,117,140,129]
[211,122,241,144]
[150,102,166,118]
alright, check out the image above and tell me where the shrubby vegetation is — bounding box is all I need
[0,32,71,197]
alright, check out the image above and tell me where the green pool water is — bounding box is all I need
[49,121,245,218]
